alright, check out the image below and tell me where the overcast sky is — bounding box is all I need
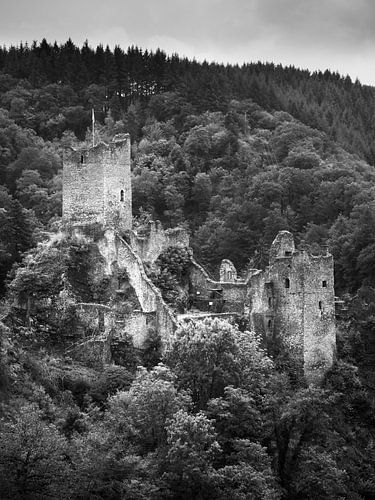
[1,0,374,85]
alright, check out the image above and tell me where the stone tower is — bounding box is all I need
[63,133,132,231]
[260,231,336,384]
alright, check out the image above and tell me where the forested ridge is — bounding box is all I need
[1,39,375,499]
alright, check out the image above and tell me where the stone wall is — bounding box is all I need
[221,283,246,313]
[130,221,190,263]
[116,311,155,348]
[96,229,177,346]
[247,270,269,344]
[219,259,238,282]
[63,134,132,232]
[264,233,336,384]
[189,258,246,313]
[300,252,336,385]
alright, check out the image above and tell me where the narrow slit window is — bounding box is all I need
[120,190,124,202]
[268,297,272,307]
[285,278,290,289]
[322,280,327,288]
[268,319,272,328]
[319,301,322,310]
[80,154,84,164]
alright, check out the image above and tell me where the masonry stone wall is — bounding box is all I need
[189,259,214,299]
[220,259,238,282]
[95,229,177,346]
[130,221,190,263]
[63,134,132,232]
[191,231,336,384]
[263,233,335,384]
[189,258,246,313]
[117,311,155,348]
[221,283,246,313]
[247,270,269,344]
[300,253,336,385]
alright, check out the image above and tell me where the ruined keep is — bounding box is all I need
[62,136,336,385]
[188,231,336,384]
[63,134,132,232]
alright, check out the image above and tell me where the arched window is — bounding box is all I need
[120,190,124,202]
[285,278,290,289]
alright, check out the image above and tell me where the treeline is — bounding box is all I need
[1,39,375,162]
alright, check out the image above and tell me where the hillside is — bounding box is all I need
[1,40,375,500]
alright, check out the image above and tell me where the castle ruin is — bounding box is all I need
[62,134,336,385]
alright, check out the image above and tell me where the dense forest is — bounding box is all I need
[1,40,375,499]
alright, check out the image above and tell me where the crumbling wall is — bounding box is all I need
[269,230,296,263]
[189,259,246,313]
[300,253,336,385]
[97,230,177,345]
[265,233,336,384]
[189,259,214,299]
[245,232,335,384]
[130,221,189,263]
[116,311,155,349]
[266,253,305,369]
[221,283,246,313]
[220,259,238,282]
[247,270,269,343]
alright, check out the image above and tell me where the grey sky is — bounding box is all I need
[1,0,374,84]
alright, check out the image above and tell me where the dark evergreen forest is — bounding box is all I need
[1,40,375,499]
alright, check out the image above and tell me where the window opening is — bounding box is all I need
[322,280,327,288]
[120,190,124,202]
[318,301,322,310]
[268,319,272,328]
[285,251,292,256]
[285,278,290,289]
[80,154,84,164]
[268,297,272,307]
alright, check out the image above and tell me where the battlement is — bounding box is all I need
[63,133,132,231]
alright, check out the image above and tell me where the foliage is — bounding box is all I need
[140,327,162,368]
[165,318,241,408]
[162,409,221,498]
[147,246,191,310]
[107,365,191,452]
[2,39,375,500]
[0,404,73,499]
